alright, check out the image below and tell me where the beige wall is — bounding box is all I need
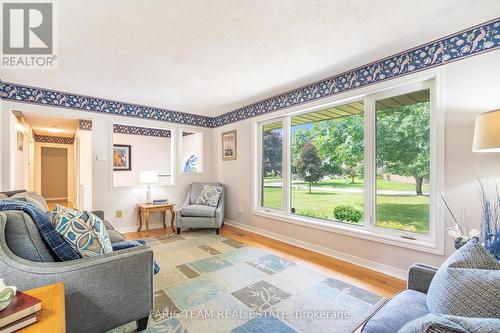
[214,51,500,278]
[112,132,172,187]
[41,147,68,199]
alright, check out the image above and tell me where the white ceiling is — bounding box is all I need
[23,112,78,137]
[1,1,499,116]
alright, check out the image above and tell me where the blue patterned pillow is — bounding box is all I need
[426,239,500,318]
[52,205,113,257]
[195,185,223,207]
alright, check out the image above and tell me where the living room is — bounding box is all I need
[0,1,499,333]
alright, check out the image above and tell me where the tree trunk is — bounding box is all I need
[351,175,355,184]
[415,176,424,195]
[309,182,312,194]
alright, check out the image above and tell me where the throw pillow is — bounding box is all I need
[195,185,223,207]
[426,239,500,318]
[52,205,113,257]
[398,314,500,333]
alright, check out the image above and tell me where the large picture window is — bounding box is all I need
[255,79,440,248]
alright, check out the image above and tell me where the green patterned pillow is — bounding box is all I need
[195,185,223,207]
[52,205,113,257]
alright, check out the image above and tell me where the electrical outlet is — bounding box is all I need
[238,206,243,214]
[116,210,122,218]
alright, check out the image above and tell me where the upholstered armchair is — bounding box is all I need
[175,182,225,234]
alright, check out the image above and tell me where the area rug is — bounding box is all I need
[108,230,386,333]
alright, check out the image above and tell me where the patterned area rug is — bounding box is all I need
[108,230,386,333]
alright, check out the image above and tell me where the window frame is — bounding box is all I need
[252,72,444,254]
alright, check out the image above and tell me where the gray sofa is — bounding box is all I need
[362,263,438,333]
[175,182,225,234]
[0,190,153,333]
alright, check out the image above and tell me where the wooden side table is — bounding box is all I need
[23,283,66,333]
[137,203,176,236]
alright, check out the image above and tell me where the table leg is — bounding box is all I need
[144,210,150,236]
[137,208,142,232]
[170,206,175,233]
[162,211,167,229]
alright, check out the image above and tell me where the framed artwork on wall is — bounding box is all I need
[113,144,132,171]
[16,131,24,151]
[222,130,237,161]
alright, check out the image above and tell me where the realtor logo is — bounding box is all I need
[1,1,57,68]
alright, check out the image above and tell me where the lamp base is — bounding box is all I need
[146,186,152,204]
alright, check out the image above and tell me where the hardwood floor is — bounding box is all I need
[123,225,405,298]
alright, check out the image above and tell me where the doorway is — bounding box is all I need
[40,147,68,201]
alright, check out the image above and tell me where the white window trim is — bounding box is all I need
[252,70,445,255]
[178,129,204,175]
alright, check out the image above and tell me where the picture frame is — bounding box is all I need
[113,144,132,171]
[16,131,24,151]
[222,130,237,161]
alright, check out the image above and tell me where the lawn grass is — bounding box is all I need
[262,186,429,234]
[265,177,429,193]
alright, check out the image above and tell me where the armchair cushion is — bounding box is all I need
[195,185,223,207]
[181,204,216,218]
[189,182,222,205]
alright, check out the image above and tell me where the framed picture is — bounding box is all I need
[222,130,237,161]
[16,131,24,151]
[113,144,132,171]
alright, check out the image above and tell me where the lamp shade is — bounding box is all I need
[473,110,500,153]
[139,170,159,184]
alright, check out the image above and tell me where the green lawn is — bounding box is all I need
[265,177,429,193]
[262,186,429,234]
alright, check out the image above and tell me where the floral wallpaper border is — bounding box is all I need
[113,124,171,138]
[1,18,498,128]
[33,133,75,144]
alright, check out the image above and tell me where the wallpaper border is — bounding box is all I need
[1,18,498,128]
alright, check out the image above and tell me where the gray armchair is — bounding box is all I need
[0,191,153,333]
[175,182,225,234]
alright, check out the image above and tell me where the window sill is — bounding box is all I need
[252,210,444,255]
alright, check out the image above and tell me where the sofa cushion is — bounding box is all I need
[0,194,7,200]
[195,185,223,207]
[398,313,500,333]
[362,290,429,333]
[11,192,49,212]
[181,204,216,218]
[3,210,56,262]
[52,205,113,257]
[107,229,126,244]
[426,239,500,318]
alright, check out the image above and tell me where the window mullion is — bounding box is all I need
[283,116,292,216]
[364,96,376,230]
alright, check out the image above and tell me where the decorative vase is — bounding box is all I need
[0,279,17,311]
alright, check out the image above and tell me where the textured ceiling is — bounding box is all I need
[1,0,499,116]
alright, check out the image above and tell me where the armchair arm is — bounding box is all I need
[0,214,153,333]
[215,186,225,227]
[407,263,438,294]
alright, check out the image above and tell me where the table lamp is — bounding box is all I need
[139,170,158,203]
[473,109,500,152]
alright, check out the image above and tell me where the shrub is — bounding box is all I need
[334,205,362,223]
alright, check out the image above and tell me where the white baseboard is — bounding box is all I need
[224,218,407,281]
[115,223,165,234]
